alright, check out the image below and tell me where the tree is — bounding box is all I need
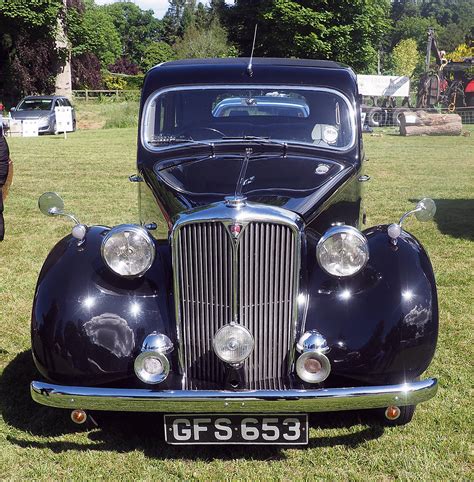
[224,0,391,73]
[446,43,474,62]
[104,2,163,67]
[162,0,187,44]
[0,0,64,100]
[141,42,175,72]
[109,56,141,75]
[68,2,121,67]
[174,21,236,59]
[391,39,420,77]
[389,0,473,52]
[71,52,103,89]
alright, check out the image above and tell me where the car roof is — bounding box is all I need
[142,57,358,103]
[162,58,348,69]
[23,95,60,100]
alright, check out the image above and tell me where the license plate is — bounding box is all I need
[164,414,308,445]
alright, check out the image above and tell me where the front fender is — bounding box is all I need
[305,225,438,384]
[31,226,176,385]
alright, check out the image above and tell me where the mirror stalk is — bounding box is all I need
[388,198,436,245]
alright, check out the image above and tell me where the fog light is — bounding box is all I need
[71,409,87,424]
[213,324,254,364]
[385,405,401,421]
[134,351,169,384]
[296,351,331,383]
[304,357,322,374]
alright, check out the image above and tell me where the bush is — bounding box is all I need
[102,72,144,91]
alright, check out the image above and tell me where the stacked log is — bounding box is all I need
[400,110,462,136]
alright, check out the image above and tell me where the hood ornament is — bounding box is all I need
[225,147,252,208]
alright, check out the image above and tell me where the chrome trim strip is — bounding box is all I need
[31,378,438,413]
[141,84,357,153]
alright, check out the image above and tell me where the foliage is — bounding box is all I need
[104,2,163,68]
[391,39,421,77]
[390,15,444,52]
[141,42,175,72]
[71,52,103,89]
[68,2,121,68]
[101,72,144,91]
[390,0,474,52]
[162,0,223,45]
[0,0,64,100]
[0,0,62,28]
[174,21,237,59]
[446,43,474,62]
[103,74,128,91]
[162,0,187,44]
[109,57,141,75]
[225,0,391,73]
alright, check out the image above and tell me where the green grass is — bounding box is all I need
[75,101,139,130]
[0,127,472,478]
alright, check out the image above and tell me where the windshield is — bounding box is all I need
[17,99,53,111]
[143,86,355,151]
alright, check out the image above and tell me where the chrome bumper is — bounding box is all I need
[31,378,437,413]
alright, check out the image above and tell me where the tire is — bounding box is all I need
[379,404,416,426]
[367,108,386,127]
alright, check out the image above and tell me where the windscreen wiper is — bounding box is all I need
[149,137,215,156]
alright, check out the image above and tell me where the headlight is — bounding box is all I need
[316,225,369,277]
[213,324,254,364]
[101,225,155,277]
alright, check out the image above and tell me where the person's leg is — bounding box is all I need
[0,189,4,241]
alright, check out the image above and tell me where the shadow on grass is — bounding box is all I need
[410,198,474,241]
[2,351,384,459]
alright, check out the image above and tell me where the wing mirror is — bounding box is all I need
[38,192,87,243]
[388,198,436,244]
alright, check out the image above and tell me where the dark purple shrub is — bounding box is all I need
[71,53,103,89]
[108,56,141,75]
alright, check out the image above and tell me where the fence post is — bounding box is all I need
[85,90,89,102]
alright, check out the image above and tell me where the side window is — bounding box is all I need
[63,98,71,107]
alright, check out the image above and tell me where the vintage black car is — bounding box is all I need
[31,58,438,445]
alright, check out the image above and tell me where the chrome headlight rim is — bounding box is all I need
[101,224,155,278]
[134,350,170,384]
[296,350,331,384]
[316,225,369,278]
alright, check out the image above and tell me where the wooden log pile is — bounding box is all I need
[399,111,462,136]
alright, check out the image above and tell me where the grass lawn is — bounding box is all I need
[0,127,472,479]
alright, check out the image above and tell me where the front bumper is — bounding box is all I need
[31,378,437,413]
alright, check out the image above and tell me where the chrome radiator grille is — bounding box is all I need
[174,220,299,384]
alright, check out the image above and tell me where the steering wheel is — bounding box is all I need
[176,126,226,140]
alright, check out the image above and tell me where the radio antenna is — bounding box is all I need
[246,24,258,77]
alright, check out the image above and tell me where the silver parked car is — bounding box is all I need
[10,95,76,134]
